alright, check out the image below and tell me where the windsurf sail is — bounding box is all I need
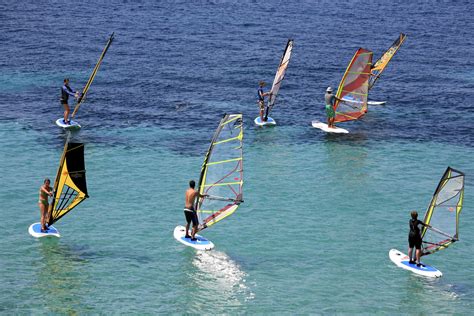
[334,48,373,123]
[421,167,464,256]
[196,114,244,231]
[71,33,114,118]
[265,39,294,120]
[368,33,406,89]
[47,142,88,226]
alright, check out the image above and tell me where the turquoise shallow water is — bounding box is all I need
[2,0,474,313]
[1,121,473,314]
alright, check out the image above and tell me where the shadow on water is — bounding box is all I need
[33,238,92,314]
[394,274,474,313]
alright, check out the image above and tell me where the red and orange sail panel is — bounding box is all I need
[334,48,373,123]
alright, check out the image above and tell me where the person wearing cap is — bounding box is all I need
[60,78,80,125]
[408,210,431,267]
[324,87,343,128]
[257,81,270,121]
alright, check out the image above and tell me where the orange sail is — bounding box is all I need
[334,48,373,123]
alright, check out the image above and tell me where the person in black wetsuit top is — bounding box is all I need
[60,78,79,125]
[408,210,431,266]
[257,81,270,121]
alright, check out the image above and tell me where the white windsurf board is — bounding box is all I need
[389,249,442,278]
[174,225,214,251]
[55,118,81,129]
[254,116,276,126]
[28,222,61,238]
[311,120,349,134]
[342,97,386,106]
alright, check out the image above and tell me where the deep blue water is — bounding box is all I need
[1,0,474,314]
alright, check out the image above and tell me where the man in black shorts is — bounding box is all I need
[184,180,207,241]
[408,210,430,266]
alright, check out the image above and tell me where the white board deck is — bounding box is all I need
[28,222,60,238]
[342,97,386,106]
[311,120,349,134]
[367,100,386,105]
[254,116,276,126]
[55,118,81,129]
[174,225,214,251]
[389,249,442,278]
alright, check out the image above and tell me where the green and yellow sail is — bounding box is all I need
[197,114,244,231]
[421,167,464,256]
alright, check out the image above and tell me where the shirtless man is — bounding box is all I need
[184,180,207,241]
[38,178,53,232]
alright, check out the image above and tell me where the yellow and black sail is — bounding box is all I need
[71,33,114,118]
[47,142,88,226]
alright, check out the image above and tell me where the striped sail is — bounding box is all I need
[47,142,88,225]
[265,39,294,120]
[72,33,114,118]
[334,48,373,123]
[421,167,464,256]
[369,33,406,89]
[197,114,243,231]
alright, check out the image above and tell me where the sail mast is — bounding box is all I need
[71,32,114,118]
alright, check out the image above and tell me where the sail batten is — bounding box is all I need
[197,114,244,231]
[71,33,114,118]
[369,33,406,89]
[421,167,464,256]
[265,39,293,120]
[47,142,88,226]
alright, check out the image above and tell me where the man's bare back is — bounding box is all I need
[185,188,198,210]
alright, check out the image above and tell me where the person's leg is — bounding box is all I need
[415,240,424,266]
[40,203,47,231]
[184,211,191,238]
[63,103,70,123]
[191,212,198,240]
[408,247,413,262]
[415,249,421,264]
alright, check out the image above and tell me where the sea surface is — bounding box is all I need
[1,0,474,314]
